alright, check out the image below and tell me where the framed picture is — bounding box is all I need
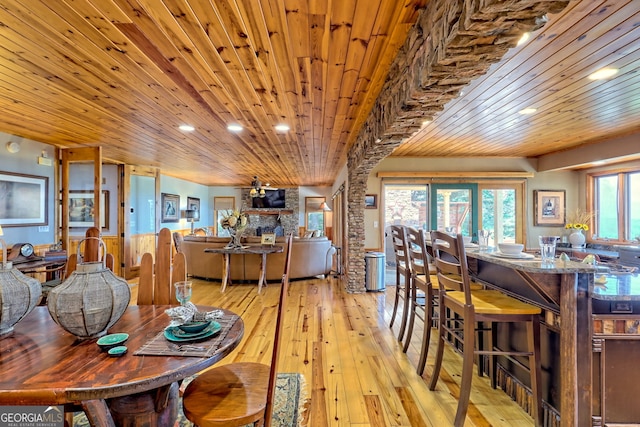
[261,233,276,245]
[364,194,377,209]
[69,190,109,228]
[0,171,48,227]
[187,197,200,221]
[161,193,180,223]
[534,190,566,226]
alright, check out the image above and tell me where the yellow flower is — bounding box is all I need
[565,208,594,231]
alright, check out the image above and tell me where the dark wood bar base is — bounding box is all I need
[465,250,595,427]
[461,248,640,427]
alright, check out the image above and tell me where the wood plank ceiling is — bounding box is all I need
[0,0,638,187]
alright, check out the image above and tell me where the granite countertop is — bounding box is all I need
[614,245,640,252]
[466,246,640,300]
[591,273,640,300]
[466,247,596,274]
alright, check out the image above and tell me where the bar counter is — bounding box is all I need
[463,247,640,426]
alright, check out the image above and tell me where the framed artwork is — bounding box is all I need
[534,190,566,226]
[261,233,276,245]
[161,193,180,223]
[69,190,109,228]
[187,196,200,221]
[364,194,377,209]
[0,171,48,227]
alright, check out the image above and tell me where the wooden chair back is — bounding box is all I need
[264,233,293,426]
[390,225,410,272]
[64,227,113,278]
[430,231,472,304]
[172,232,184,253]
[137,228,187,305]
[406,227,432,278]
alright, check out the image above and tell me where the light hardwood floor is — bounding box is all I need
[129,276,535,426]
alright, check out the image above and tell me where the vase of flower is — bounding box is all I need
[568,229,586,248]
[565,208,592,249]
[220,210,248,249]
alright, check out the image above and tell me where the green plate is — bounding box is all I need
[164,322,221,343]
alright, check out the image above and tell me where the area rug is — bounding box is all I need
[72,373,308,426]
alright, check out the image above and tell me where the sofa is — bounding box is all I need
[180,235,336,281]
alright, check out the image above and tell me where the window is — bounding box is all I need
[381,179,525,245]
[305,197,326,235]
[480,186,520,244]
[430,184,477,236]
[589,170,640,243]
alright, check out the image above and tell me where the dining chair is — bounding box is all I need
[137,228,187,305]
[403,227,439,375]
[388,225,411,341]
[182,233,294,427]
[428,231,543,427]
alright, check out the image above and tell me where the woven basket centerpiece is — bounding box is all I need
[0,240,42,336]
[47,238,130,339]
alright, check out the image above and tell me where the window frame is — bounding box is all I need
[587,167,639,244]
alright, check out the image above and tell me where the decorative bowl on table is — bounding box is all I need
[107,345,128,357]
[97,333,129,351]
[178,320,211,334]
[498,243,524,255]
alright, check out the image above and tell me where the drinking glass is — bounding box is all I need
[539,236,558,265]
[174,281,192,306]
[478,229,491,250]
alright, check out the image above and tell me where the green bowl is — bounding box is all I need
[97,333,129,351]
[107,345,128,357]
[178,320,211,334]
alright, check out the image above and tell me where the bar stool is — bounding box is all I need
[388,225,411,341]
[403,227,439,375]
[428,231,543,427]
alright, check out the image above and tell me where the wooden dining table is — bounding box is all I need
[204,244,283,293]
[0,305,244,427]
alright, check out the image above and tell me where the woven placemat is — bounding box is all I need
[133,314,239,357]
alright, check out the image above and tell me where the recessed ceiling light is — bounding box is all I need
[275,124,290,132]
[178,124,195,132]
[518,107,537,115]
[588,68,619,80]
[517,32,531,46]
[227,124,243,132]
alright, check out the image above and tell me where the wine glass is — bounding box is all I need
[174,281,192,306]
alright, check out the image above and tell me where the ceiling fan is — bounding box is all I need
[248,176,278,198]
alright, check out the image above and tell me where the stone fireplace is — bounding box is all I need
[240,188,300,236]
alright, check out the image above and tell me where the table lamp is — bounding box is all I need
[185,209,197,235]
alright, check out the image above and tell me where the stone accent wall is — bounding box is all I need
[345,0,570,293]
[240,188,300,236]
